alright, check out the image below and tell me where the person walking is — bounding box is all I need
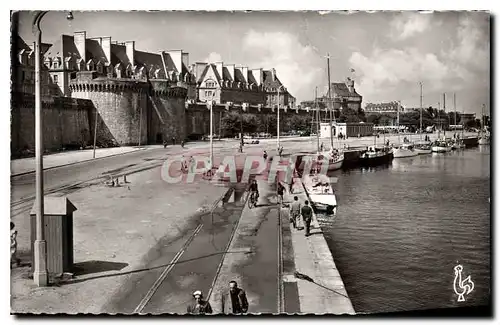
[11,222,20,268]
[289,196,301,229]
[186,290,213,314]
[277,182,285,207]
[301,200,313,236]
[221,280,249,314]
[263,150,268,160]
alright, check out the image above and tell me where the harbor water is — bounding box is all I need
[319,146,491,314]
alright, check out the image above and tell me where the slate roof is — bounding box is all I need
[198,64,222,85]
[331,82,361,98]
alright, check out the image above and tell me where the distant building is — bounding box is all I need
[364,101,404,114]
[190,64,296,109]
[317,77,363,111]
[320,122,373,139]
[459,112,476,124]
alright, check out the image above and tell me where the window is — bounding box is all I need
[21,71,25,81]
[53,75,58,84]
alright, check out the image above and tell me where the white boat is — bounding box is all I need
[393,144,418,158]
[432,140,452,152]
[302,173,337,215]
[318,149,345,171]
[414,144,432,155]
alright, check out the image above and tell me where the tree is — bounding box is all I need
[338,107,362,123]
[366,113,381,125]
[220,111,241,137]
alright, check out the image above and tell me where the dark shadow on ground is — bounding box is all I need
[73,260,129,276]
[65,250,253,285]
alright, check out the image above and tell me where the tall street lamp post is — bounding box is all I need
[32,10,73,287]
[277,85,285,153]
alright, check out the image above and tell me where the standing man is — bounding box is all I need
[221,280,249,314]
[277,182,285,207]
[186,290,213,314]
[301,200,313,237]
[289,196,301,229]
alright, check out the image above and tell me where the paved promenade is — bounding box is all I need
[11,167,228,314]
[281,178,355,315]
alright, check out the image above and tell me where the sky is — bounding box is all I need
[15,11,490,115]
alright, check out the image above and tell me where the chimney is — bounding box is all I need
[251,68,263,86]
[271,68,276,81]
[181,52,189,69]
[74,31,86,62]
[125,41,135,66]
[166,50,182,72]
[346,77,354,93]
[224,64,235,81]
[195,62,208,83]
[102,37,111,64]
[215,62,223,79]
[241,67,248,83]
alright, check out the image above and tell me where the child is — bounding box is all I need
[11,222,21,268]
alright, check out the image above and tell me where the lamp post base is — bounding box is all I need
[33,239,48,287]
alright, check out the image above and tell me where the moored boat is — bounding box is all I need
[360,146,394,166]
[302,173,337,215]
[431,140,452,152]
[414,144,432,155]
[393,143,418,158]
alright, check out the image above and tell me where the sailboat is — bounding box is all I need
[414,82,432,155]
[432,93,453,152]
[318,53,345,170]
[299,88,338,215]
[298,86,343,172]
[478,104,490,145]
[393,101,418,158]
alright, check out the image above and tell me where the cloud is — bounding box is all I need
[391,13,432,40]
[241,30,323,101]
[204,52,222,63]
[349,13,489,111]
[447,15,490,73]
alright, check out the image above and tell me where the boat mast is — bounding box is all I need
[454,93,457,127]
[443,93,446,138]
[397,101,400,144]
[326,53,334,150]
[419,82,423,141]
[315,87,320,153]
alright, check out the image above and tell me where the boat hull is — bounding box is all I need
[360,152,394,166]
[393,148,418,158]
[414,148,432,155]
[431,146,452,153]
[308,194,337,214]
[302,174,337,215]
[297,152,344,172]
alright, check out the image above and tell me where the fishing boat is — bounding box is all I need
[302,172,337,215]
[432,139,452,152]
[360,146,394,166]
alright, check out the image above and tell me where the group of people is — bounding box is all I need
[337,133,346,140]
[186,280,249,315]
[288,196,314,236]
